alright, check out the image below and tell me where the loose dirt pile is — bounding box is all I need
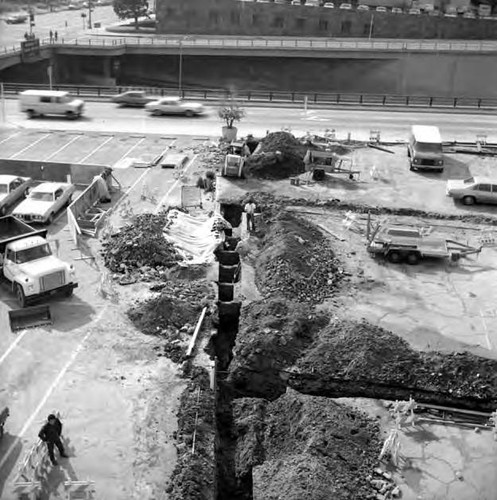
[127,280,213,362]
[254,211,345,303]
[166,368,216,500]
[228,299,328,399]
[244,132,306,179]
[291,319,497,410]
[102,213,181,273]
[233,389,383,500]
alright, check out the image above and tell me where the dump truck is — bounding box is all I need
[366,222,482,265]
[0,216,78,308]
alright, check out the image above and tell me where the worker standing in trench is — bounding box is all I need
[244,198,257,233]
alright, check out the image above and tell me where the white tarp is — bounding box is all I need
[163,209,228,264]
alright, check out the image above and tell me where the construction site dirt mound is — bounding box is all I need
[127,280,212,362]
[167,367,216,500]
[254,211,344,303]
[102,213,181,273]
[244,132,306,180]
[228,299,328,399]
[291,319,497,410]
[233,389,382,500]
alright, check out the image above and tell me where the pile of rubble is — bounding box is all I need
[233,389,383,500]
[255,211,345,303]
[244,132,306,179]
[127,280,213,363]
[102,213,181,274]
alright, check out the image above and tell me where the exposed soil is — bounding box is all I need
[127,280,214,363]
[254,210,345,303]
[228,299,328,399]
[233,389,384,500]
[166,367,216,500]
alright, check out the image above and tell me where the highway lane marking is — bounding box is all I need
[0,329,30,368]
[0,307,108,473]
[154,154,197,214]
[0,131,20,146]
[9,134,50,159]
[43,134,82,161]
[114,137,146,165]
[77,136,114,164]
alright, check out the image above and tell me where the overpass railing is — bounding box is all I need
[2,82,497,110]
[3,35,497,57]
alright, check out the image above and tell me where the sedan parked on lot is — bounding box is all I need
[0,175,32,216]
[446,177,497,205]
[339,2,352,8]
[463,11,476,18]
[13,182,75,224]
[111,90,155,107]
[391,7,403,13]
[357,4,369,10]
[323,2,335,7]
[375,6,387,12]
[145,97,205,117]
[408,7,421,14]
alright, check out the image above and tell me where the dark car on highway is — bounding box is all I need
[111,91,155,107]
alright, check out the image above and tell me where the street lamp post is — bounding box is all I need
[178,35,191,97]
[88,0,93,29]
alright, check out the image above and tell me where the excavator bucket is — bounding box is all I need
[8,305,53,332]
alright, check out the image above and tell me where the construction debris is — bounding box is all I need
[101,213,181,274]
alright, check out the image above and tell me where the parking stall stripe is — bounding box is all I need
[0,132,20,147]
[154,154,197,214]
[0,307,107,473]
[114,137,146,165]
[9,134,51,159]
[43,134,83,161]
[0,329,30,368]
[77,136,114,164]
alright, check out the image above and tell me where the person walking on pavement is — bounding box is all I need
[244,198,257,232]
[54,31,58,42]
[38,414,68,466]
[49,29,53,43]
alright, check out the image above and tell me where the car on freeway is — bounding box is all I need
[446,177,497,206]
[13,182,76,224]
[67,3,81,9]
[5,14,28,23]
[376,6,387,12]
[111,90,155,107]
[323,2,335,7]
[145,97,205,117]
[408,7,421,14]
[0,175,32,216]
[339,2,352,8]
[357,4,369,10]
[391,7,403,13]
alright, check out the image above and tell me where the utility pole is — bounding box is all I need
[88,0,93,29]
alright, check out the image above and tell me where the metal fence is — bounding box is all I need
[3,35,497,57]
[3,82,497,110]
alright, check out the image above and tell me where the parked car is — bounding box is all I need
[111,90,155,107]
[463,10,476,18]
[323,2,335,7]
[428,9,441,16]
[145,97,205,117]
[339,2,352,8]
[0,175,32,216]
[291,0,302,5]
[305,0,320,6]
[408,8,421,14]
[446,177,497,206]
[391,7,403,13]
[357,4,369,10]
[13,182,76,224]
[376,6,387,12]
[444,5,457,16]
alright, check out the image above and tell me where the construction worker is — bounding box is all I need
[244,198,257,232]
[38,414,68,466]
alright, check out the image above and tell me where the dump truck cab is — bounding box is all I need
[0,216,78,307]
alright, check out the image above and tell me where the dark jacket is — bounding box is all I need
[38,418,62,443]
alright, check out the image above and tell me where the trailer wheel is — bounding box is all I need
[15,284,26,308]
[406,252,420,265]
[462,196,476,206]
[387,251,403,264]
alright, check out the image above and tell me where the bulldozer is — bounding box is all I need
[222,154,245,178]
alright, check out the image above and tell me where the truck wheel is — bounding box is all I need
[27,110,36,119]
[387,251,403,264]
[462,196,476,206]
[15,284,26,308]
[406,252,420,265]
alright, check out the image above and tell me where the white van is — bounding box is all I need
[407,125,444,172]
[19,90,85,119]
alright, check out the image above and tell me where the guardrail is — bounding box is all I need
[3,35,497,57]
[3,82,497,110]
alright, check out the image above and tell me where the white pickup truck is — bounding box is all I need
[0,216,78,307]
